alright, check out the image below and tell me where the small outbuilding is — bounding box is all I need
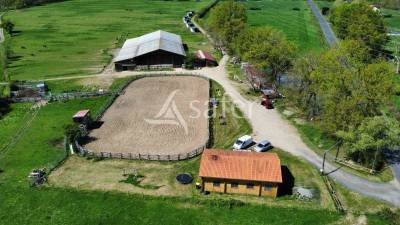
[195,50,217,67]
[73,109,91,125]
[199,149,282,197]
[114,30,186,71]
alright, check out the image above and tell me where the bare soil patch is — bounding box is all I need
[84,76,209,155]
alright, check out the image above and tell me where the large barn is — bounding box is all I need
[114,30,186,71]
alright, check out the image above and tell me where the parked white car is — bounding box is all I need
[233,135,253,150]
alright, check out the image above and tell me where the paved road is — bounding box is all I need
[392,164,400,183]
[306,0,400,191]
[198,56,400,206]
[307,0,337,47]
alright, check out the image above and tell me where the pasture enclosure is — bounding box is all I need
[245,0,325,53]
[5,0,214,80]
[84,76,210,156]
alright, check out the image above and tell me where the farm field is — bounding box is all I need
[85,76,209,155]
[0,102,31,150]
[244,0,326,53]
[0,78,347,225]
[4,0,214,81]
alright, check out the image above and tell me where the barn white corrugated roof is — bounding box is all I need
[114,30,186,62]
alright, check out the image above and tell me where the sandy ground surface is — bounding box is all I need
[85,76,209,155]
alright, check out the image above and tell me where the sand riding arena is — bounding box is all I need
[83,75,210,158]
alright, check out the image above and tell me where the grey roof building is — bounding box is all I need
[114,30,186,71]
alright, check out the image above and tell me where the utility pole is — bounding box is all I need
[320,141,342,176]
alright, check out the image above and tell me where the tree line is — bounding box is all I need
[207,0,399,170]
[208,0,295,84]
[0,0,63,9]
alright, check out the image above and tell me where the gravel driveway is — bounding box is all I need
[37,53,400,206]
[198,56,400,206]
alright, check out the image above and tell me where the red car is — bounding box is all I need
[261,97,274,109]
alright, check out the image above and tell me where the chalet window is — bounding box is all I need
[213,181,221,187]
[231,182,238,188]
[264,184,273,191]
[246,183,254,189]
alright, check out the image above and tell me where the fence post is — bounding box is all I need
[168,155,170,161]
[139,153,141,160]
[178,154,180,160]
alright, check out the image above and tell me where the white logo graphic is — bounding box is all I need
[145,90,188,134]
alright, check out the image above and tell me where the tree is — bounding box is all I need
[183,53,197,70]
[336,115,400,169]
[64,123,81,143]
[1,19,14,34]
[287,52,321,118]
[287,40,395,133]
[234,27,296,83]
[208,0,247,48]
[330,2,388,57]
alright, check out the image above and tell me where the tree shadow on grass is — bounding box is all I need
[278,166,295,197]
[0,98,11,119]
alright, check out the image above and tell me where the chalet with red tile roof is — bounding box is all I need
[199,149,282,197]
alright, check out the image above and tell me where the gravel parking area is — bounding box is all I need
[85,76,209,155]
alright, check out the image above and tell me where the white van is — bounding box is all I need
[233,135,253,150]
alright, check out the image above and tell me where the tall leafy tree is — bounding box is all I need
[287,52,321,118]
[234,27,296,83]
[287,40,395,133]
[336,115,400,169]
[208,0,247,48]
[330,2,388,57]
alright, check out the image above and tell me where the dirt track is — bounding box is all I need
[85,76,209,155]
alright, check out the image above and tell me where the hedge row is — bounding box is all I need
[197,0,220,18]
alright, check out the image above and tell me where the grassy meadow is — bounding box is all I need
[244,0,326,53]
[4,0,214,80]
[0,77,344,224]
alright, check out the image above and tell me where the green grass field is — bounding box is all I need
[0,77,346,224]
[4,0,214,81]
[244,0,326,53]
[210,80,253,149]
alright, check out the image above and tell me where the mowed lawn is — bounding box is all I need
[244,0,325,53]
[5,0,213,80]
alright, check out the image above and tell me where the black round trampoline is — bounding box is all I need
[176,173,193,184]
